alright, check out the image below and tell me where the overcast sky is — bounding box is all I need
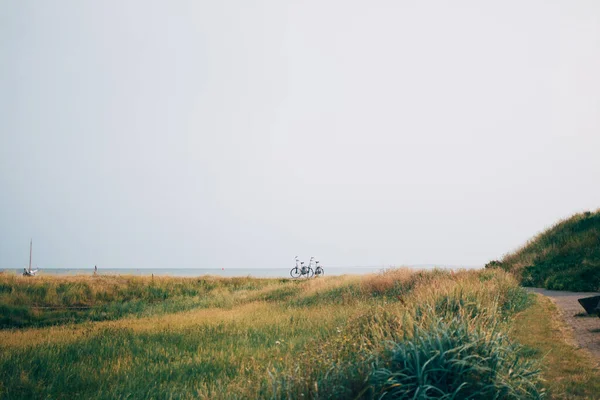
[1,0,599,270]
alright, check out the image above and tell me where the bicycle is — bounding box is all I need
[290,256,314,278]
[305,256,323,277]
[314,260,324,277]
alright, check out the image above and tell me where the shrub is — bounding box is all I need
[485,260,505,269]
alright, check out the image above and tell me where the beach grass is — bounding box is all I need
[0,269,547,399]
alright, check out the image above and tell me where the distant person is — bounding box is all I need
[94,265,98,276]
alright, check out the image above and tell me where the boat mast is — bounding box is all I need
[29,239,32,273]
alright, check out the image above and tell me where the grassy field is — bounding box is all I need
[0,274,290,329]
[486,210,600,291]
[0,269,548,399]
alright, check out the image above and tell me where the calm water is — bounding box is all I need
[1,265,474,278]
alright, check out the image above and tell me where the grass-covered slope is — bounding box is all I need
[487,210,600,291]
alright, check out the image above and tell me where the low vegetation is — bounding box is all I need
[0,274,284,328]
[4,211,599,398]
[0,269,548,399]
[511,294,600,399]
[486,210,600,291]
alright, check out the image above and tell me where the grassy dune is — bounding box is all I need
[0,269,545,399]
[486,210,600,291]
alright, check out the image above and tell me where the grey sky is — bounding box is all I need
[1,0,599,269]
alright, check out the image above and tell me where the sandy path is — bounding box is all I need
[527,288,600,360]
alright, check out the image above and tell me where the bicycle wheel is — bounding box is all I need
[315,267,324,277]
[305,267,314,278]
[290,267,301,278]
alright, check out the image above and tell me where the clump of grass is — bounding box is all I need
[360,267,415,297]
[500,286,534,315]
[371,314,544,399]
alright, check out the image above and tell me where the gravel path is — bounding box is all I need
[527,288,600,360]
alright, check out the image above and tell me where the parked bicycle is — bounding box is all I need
[314,260,324,276]
[306,257,325,277]
[290,256,314,278]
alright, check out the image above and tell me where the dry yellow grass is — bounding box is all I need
[360,267,414,295]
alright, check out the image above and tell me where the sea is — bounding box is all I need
[1,265,479,278]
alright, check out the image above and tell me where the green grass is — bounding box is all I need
[510,294,600,399]
[0,269,551,399]
[371,315,542,399]
[485,210,600,291]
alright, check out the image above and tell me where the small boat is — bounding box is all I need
[23,239,38,277]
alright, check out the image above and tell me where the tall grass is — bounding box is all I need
[0,274,298,328]
[371,313,542,399]
[269,270,543,399]
[0,269,543,399]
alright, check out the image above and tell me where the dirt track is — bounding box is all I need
[527,288,600,361]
